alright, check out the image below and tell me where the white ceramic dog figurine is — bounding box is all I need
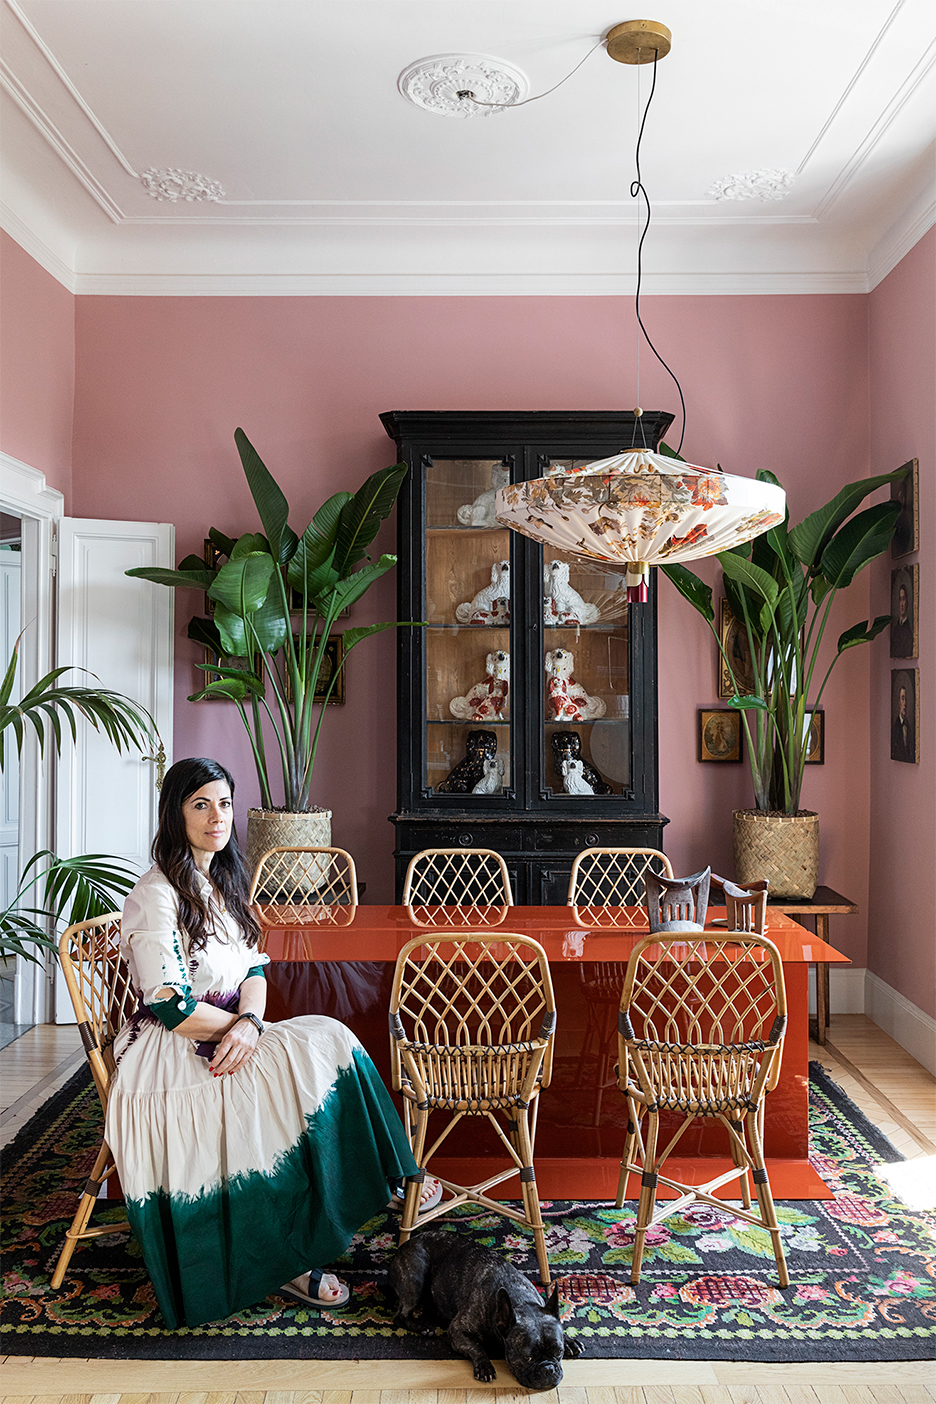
[545,649,605,721]
[451,651,510,721]
[472,754,506,794]
[457,464,512,528]
[543,560,600,626]
[560,757,595,794]
[455,560,511,625]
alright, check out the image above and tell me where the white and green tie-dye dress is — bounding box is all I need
[106,866,416,1329]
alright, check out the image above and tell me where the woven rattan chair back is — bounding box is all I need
[402,848,513,907]
[388,932,555,1283]
[51,913,134,1289]
[615,931,789,1288]
[645,866,711,931]
[567,847,674,908]
[404,903,511,928]
[249,847,358,931]
[714,875,769,934]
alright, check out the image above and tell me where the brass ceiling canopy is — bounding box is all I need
[606,20,672,64]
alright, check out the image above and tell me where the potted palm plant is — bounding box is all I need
[1,636,155,959]
[128,428,412,870]
[661,463,907,897]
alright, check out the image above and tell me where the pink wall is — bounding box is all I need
[71,291,876,935]
[868,228,935,1017]
[0,231,74,499]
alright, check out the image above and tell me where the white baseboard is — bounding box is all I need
[865,972,936,1077]
[808,965,868,1016]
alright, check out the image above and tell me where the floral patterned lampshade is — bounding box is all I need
[494,447,786,601]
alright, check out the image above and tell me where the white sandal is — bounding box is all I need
[387,1176,443,1213]
[280,1269,351,1309]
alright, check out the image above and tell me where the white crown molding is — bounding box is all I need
[0,200,75,291]
[114,212,817,228]
[865,970,936,1076]
[0,451,65,517]
[69,269,870,296]
[867,191,936,289]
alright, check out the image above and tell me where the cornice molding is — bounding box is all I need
[0,201,75,291]
[70,270,870,296]
[867,192,936,290]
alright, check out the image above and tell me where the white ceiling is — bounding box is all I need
[1,0,934,294]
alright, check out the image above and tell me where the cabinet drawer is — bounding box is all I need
[396,823,525,855]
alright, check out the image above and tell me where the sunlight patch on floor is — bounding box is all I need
[873,1153,936,1210]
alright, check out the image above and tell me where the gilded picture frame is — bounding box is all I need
[718,598,755,699]
[698,708,743,763]
[891,458,919,560]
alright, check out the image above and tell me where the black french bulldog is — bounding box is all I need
[388,1230,583,1388]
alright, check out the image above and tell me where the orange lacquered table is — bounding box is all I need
[262,904,849,1202]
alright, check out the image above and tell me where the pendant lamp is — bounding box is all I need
[495,446,786,602]
[493,21,786,600]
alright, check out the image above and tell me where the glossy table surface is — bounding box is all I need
[262,903,850,966]
[261,905,847,1201]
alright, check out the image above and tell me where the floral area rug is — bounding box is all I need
[1,1061,933,1360]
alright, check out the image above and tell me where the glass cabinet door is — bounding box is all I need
[424,457,513,799]
[538,454,632,799]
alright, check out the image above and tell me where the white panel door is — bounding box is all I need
[0,551,21,915]
[54,519,174,1019]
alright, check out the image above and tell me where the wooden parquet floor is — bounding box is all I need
[1,1014,933,1400]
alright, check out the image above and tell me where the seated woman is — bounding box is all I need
[106,756,439,1329]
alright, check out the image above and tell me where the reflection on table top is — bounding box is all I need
[260,904,851,965]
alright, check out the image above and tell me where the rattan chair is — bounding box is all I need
[249,846,358,937]
[401,847,513,907]
[567,846,675,908]
[712,874,769,934]
[645,866,711,932]
[50,913,135,1289]
[389,931,556,1283]
[567,848,675,1124]
[616,931,789,1287]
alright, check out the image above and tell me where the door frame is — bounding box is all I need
[1,453,63,1025]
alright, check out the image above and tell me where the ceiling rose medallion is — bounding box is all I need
[398,53,529,117]
[139,168,226,202]
[706,168,794,201]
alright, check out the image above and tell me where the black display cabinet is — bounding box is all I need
[381,411,672,903]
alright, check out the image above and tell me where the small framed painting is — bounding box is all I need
[284,634,345,705]
[890,669,919,764]
[200,650,260,698]
[804,710,825,765]
[203,538,223,617]
[891,458,919,560]
[718,598,755,698]
[698,708,743,762]
[890,563,918,659]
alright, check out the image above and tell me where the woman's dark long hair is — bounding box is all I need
[152,757,261,952]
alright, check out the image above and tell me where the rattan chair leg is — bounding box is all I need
[630,1111,660,1284]
[512,1109,550,1287]
[398,1105,430,1243]
[727,1117,752,1210]
[50,1139,121,1290]
[745,1107,789,1288]
[616,1096,640,1208]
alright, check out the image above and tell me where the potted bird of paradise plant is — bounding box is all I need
[128,428,412,871]
[661,463,907,897]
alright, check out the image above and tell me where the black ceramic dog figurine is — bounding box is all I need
[388,1230,583,1387]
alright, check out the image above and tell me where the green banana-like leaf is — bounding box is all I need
[332,463,407,577]
[247,585,290,655]
[177,553,212,574]
[659,564,714,622]
[818,501,900,589]
[286,505,345,596]
[788,468,908,571]
[342,620,417,653]
[212,604,251,657]
[234,427,299,566]
[208,553,276,616]
[719,551,781,607]
[189,677,251,702]
[186,616,224,652]
[729,694,768,710]
[231,532,270,559]
[836,615,891,653]
[810,573,833,607]
[208,527,237,558]
[126,564,215,589]
[196,662,265,695]
[315,555,397,617]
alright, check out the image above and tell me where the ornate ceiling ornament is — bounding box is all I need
[397,53,529,117]
[706,169,794,201]
[139,168,226,202]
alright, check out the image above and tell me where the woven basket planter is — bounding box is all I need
[246,807,332,894]
[732,809,819,900]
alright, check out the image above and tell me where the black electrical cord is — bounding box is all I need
[631,51,687,455]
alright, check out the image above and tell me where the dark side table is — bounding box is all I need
[767,886,858,1045]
